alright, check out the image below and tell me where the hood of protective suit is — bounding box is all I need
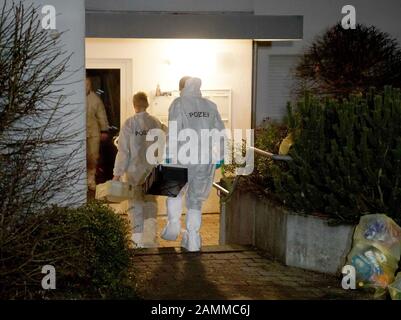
[181,77,202,98]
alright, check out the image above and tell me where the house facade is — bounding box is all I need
[28,0,401,202]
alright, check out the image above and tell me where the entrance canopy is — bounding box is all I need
[85,12,303,40]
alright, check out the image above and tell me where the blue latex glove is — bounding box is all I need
[215,159,224,170]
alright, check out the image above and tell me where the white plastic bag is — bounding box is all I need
[95,180,135,203]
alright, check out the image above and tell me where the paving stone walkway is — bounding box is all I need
[133,245,371,300]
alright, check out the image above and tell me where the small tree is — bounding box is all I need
[295,23,401,99]
[273,87,401,224]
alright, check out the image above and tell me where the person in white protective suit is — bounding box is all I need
[161,77,225,252]
[86,77,109,191]
[113,92,165,248]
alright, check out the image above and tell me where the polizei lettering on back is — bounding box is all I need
[188,112,210,118]
[135,130,148,136]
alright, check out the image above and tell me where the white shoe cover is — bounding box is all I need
[161,221,181,241]
[161,196,183,241]
[131,233,144,248]
[181,208,202,251]
[181,231,201,252]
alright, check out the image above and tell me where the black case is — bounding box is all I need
[143,164,188,197]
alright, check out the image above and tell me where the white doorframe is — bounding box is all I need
[85,58,133,128]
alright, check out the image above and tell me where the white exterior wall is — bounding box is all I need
[52,0,87,204]
[25,0,87,204]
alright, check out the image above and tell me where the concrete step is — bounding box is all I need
[133,244,253,256]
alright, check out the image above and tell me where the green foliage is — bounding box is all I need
[250,120,289,193]
[272,87,401,224]
[1,201,136,299]
[62,201,134,298]
[295,23,401,99]
[221,120,289,198]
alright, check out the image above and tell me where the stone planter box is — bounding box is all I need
[220,188,355,274]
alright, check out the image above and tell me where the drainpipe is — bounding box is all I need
[251,41,271,130]
[251,41,258,130]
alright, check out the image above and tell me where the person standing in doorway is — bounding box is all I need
[113,92,165,248]
[86,77,109,191]
[161,77,226,252]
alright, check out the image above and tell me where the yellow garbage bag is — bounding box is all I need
[389,273,401,300]
[279,133,294,155]
[353,214,401,259]
[346,214,401,297]
[346,243,398,297]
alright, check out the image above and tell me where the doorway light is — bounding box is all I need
[162,39,218,84]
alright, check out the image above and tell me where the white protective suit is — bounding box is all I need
[113,111,165,248]
[161,77,225,251]
[86,90,109,190]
